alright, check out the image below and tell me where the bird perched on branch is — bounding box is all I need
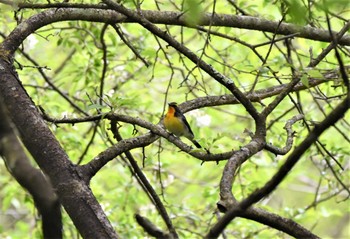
[163,102,202,148]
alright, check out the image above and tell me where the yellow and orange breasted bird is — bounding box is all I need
[163,102,201,148]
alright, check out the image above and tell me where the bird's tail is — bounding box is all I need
[191,139,202,148]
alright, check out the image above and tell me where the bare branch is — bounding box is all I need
[0,58,119,239]
[111,123,178,238]
[1,2,348,46]
[261,76,301,117]
[308,20,350,68]
[242,206,319,238]
[183,69,340,112]
[111,24,150,67]
[102,0,260,121]
[135,214,170,238]
[19,50,88,115]
[265,114,304,155]
[0,101,62,238]
[206,95,349,238]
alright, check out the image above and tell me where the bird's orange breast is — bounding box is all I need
[164,107,185,136]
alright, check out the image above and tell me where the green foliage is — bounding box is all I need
[318,0,350,12]
[183,0,204,26]
[0,0,349,238]
[282,0,308,25]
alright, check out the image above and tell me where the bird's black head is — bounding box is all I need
[167,102,182,114]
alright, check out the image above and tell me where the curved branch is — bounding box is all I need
[79,112,237,179]
[264,114,304,155]
[217,197,320,239]
[216,114,316,238]
[135,214,170,238]
[241,207,319,239]
[1,5,349,59]
[0,2,348,48]
[206,95,349,238]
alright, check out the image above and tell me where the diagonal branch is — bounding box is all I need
[206,94,349,238]
[110,122,178,238]
[135,214,170,238]
[18,49,88,115]
[241,207,319,238]
[78,112,237,179]
[175,70,341,112]
[0,101,62,238]
[308,20,350,68]
[111,24,150,67]
[102,0,260,121]
[261,76,301,117]
[0,58,118,239]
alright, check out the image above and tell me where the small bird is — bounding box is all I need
[163,102,202,148]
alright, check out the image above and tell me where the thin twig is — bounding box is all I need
[111,24,150,67]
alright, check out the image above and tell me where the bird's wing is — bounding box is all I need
[178,113,195,138]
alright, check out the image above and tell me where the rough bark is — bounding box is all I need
[0,58,118,238]
[0,100,62,239]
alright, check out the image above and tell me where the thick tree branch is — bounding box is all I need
[218,198,320,239]
[79,113,237,178]
[0,59,118,239]
[206,95,349,238]
[0,101,62,239]
[219,137,266,205]
[135,214,170,238]
[216,114,316,238]
[0,2,348,46]
[1,5,348,66]
[241,207,320,238]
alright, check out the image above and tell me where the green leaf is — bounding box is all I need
[307,69,324,78]
[183,0,203,26]
[283,0,308,25]
[301,73,309,87]
[86,103,106,111]
[318,0,350,12]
